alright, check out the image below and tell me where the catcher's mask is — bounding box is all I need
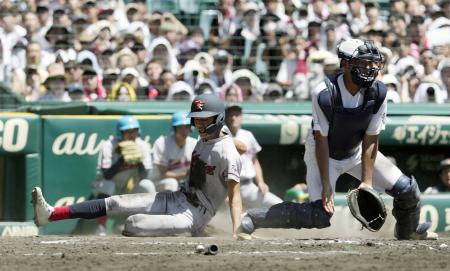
[188,94,225,135]
[347,186,387,232]
[338,39,384,88]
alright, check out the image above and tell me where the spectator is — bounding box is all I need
[144,59,164,99]
[39,63,70,102]
[67,82,87,102]
[166,81,194,101]
[231,69,263,102]
[148,36,179,74]
[424,158,450,193]
[438,58,450,102]
[108,82,138,102]
[159,70,176,99]
[381,74,402,103]
[115,47,138,70]
[102,68,120,97]
[219,83,244,104]
[65,60,83,85]
[231,1,262,69]
[81,66,105,101]
[209,50,233,88]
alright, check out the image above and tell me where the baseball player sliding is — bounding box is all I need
[238,39,438,240]
[32,94,243,237]
[225,105,282,209]
[151,111,197,192]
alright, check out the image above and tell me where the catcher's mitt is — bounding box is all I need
[118,140,143,164]
[347,186,387,232]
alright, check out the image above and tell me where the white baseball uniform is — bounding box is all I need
[151,135,197,192]
[92,137,155,196]
[306,74,402,201]
[233,129,282,208]
[105,127,242,236]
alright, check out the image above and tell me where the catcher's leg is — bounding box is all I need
[238,200,332,234]
[386,175,437,240]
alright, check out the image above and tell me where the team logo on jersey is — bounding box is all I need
[193,100,205,111]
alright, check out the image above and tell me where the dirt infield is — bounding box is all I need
[0,230,449,271]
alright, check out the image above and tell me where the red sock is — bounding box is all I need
[97,216,107,226]
[49,206,70,221]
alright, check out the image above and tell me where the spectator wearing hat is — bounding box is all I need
[210,50,233,88]
[232,69,263,102]
[413,81,446,103]
[146,12,162,39]
[193,52,214,74]
[120,67,148,99]
[98,48,117,70]
[23,65,47,101]
[263,82,285,102]
[424,158,450,193]
[40,63,70,102]
[166,81,194,101]
[179,59,207,89]
[194,79,218,96]
[115,47,138,70]
[67,82,87,102]
[36,5,51,29]
[45,24,72,53]
[102,68,120,97]
[148,37,179,74]
[81,66,105,101]
[53,8,72,29]
[82,0,98,24]
[381,74,402,103]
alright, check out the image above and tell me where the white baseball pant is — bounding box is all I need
[240,180,283,209]
[105,191,212,236]
[303,131,403,202]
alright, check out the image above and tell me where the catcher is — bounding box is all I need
[85,115,155,234]
[238,39,438,240]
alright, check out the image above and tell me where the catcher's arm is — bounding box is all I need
[361,134,379,187]
[314,130,334,214]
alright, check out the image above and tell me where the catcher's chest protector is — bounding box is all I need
[317,75,386,160]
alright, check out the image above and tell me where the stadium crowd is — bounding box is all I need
[0,0,449,103]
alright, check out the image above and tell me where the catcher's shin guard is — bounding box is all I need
[238,200,332,234]
[386,175,431,240]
